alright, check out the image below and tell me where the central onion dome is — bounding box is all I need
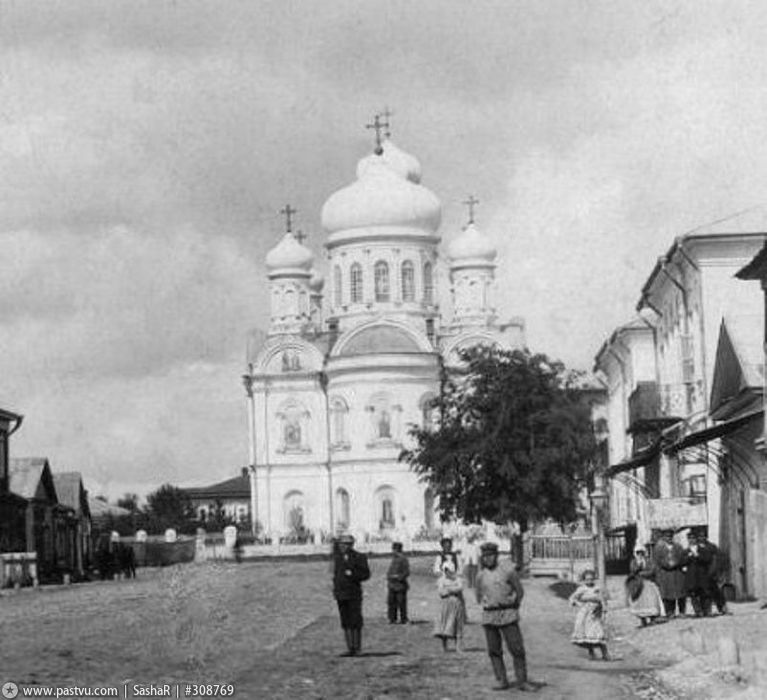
[265,232,313,274]
[448,223,497,265]
[321,139,441,236]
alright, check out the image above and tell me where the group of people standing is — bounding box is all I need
[331,534,540,692]
[625,528,729,626]
[566,527,730,663]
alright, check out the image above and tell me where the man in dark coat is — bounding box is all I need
[683,529,714,616]
[653,529,687,617]
[386,541,410,624]
[698,531,729,615]
[333,533,371,656]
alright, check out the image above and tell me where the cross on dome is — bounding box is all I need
[280,204,297,233]
[365,114,385,153]
[463,195,480,225]
[381,107,393,139]
[294,229,307,244]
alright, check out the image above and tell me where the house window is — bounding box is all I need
[374,261,390,301]
[333,265,342,307]
[350,263,363,303]
[401,260,415,301]
[423,261,433,303]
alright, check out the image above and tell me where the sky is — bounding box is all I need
[2,0,767,499]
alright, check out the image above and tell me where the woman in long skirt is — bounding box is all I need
[569,569,610,661]
[433,560,465,652]
[627,546,666,627]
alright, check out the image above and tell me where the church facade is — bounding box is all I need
[243,130,524,542]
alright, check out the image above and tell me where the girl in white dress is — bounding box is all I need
[569,569,610,661]
[433,560,465,652]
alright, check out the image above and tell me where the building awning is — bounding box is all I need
[667,409,764,453]
[606,443,661,477]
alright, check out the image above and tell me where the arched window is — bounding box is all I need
[423,261,434,303]
[350,263,363,303]
[336,488,350,529]
[330,397,349,447]
[401,260,415,301]
[333,265,342,307]
[374,261,390,301]
[375,486,396,530]
[419,393,438,430]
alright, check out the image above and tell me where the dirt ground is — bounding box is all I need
[2,554,753,699]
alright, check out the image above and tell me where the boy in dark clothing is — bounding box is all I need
[333,533,371,656]
[386,541,410,624]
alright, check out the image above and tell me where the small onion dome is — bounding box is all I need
[448,223,497,263]
[322,153,441,235]
[265,232,313,272]
[309,269,325,292]
[356,138,422,184]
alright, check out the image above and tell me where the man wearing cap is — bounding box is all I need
[475,541,536,691]
[386,541,410,624]
[333,533,371,656]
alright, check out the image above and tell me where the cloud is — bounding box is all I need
[493,28,767,367]
[0,225,264,381]
[10,359,247,499]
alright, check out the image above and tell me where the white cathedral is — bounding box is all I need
[242,127,525,542]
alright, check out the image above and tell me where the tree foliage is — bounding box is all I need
[144,483,197,534]
[400,346,597,532]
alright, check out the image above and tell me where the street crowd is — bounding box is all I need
[330,526,731,692]
[624,527,730,626]
[331,533,543,692]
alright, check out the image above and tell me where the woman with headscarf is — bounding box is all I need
[626,545,665,627]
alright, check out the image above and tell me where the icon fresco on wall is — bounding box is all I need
[282,351,302,372]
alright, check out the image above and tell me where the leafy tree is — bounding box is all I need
[400,346,597,566]
[144,483,197,535]
[117,493,140,512]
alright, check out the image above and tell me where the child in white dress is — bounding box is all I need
[569,569,610,661]
[433,560,465,652]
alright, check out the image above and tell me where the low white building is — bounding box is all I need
[243,130,524,542]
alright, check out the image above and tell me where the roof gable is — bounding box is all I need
[53,472,90,517]
[710,317,764,419]
[9,458,58,502]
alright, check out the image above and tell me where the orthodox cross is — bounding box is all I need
[280,204,297,233]
[381,106,393,139]
[294,229,307,244]
[366,113,385,151]
[463,195,479,225]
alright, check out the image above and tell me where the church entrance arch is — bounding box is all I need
[283,490,307,542]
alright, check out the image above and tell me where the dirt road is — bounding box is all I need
[1,555,678,698]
